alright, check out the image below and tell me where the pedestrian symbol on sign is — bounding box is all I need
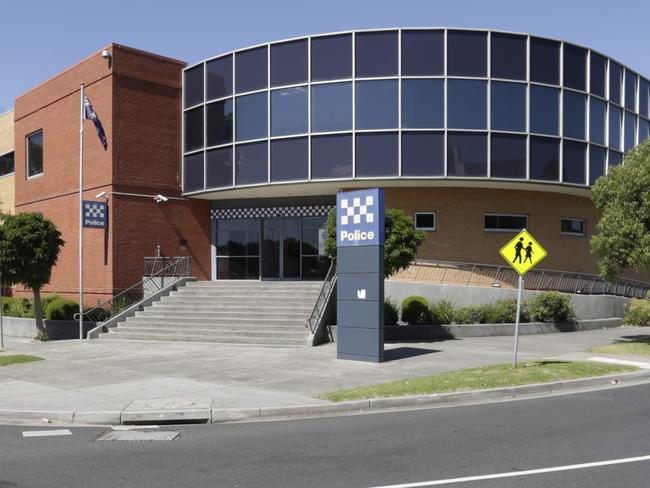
[499,230,547,276]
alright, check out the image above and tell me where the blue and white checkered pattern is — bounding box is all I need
[82,200,108,229]
[339,195,375,226]
[336,188,384,247]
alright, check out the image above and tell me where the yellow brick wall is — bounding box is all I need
[0,109,14,214]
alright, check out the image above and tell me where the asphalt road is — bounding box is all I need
[2,383,650,488]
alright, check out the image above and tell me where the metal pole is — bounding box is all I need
[79,83,85,340]
[1,272,4,350]
[513,274,524,368]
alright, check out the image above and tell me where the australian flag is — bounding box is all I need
[84,96,108,150]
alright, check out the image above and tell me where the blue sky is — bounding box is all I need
[2,0,649,113]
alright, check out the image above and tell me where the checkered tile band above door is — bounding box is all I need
[210,205,334,220]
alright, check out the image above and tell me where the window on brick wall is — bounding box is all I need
[484,214,528,232]
[0,151,14,177]
[414,212,436,231]
[561,218,585,236]
[26,130,43,177]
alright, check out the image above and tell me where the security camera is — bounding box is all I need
[101,50,112,59]
[154,194,168,203]
[95,191,106,198]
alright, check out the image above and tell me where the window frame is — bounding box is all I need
[26,129,44,179]
[484,213,528,233]
[560,218,586,237]
[0,150,15,178]
[414,212,436,231]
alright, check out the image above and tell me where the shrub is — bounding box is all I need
[453,305,490,324]
[2,297,33,318]
[624,299,650,326]
[40,294,62,313]
[384,299,400,325]
[527,291,573,323]
[44,298,80,321]
[429,299,455,325]
[401,296,432,325]
[486,299,530,324]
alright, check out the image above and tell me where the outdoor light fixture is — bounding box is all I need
[101,50,112,59]
[95,191,107,198]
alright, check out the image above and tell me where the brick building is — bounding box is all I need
[0,109,14,215]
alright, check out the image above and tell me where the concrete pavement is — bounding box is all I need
[1,326,650,424]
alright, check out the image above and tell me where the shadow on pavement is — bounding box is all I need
[383,347,440,362]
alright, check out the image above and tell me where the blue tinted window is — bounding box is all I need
[184,106,203,151]
[235,141,267,185]
[640,79,649,117]
[609,150,622,167]
[447,132,487,177]
[236,92,267,141]
[447,80,486,129]
[530,38,560,85]
[589,145,605,185]
[491,82,525,132]
[271,137,308,182]
[609,62,622,104]
[609,105,621,150]
[447,30,487,77]
[206,147,233,188]
[271,87,307,137]
[589,98,606,146]
[491,134,526,179]
[271,40,307,87]
[235,47,267,93]
[590,53,606,98]
[563,91,586,140]
[401,132,444,176]
[355,31,398,78]
[625,71,637,111]
[184,65,204,107]
[207,99,233,146]
[563,140,586,184]
[311,82,352,133]
[401,30,443,76]
[355,80,398,130]
[311,34,352,81]
[640,118,650,144]
[491,33,526,80]
[183,152,204,192]
[563,44,586,91]
[356,132,398,177]
[311,134,352,179]
[530,85,559,135]
[207,55,232,100]
[624,111,636,152]
[402,79,444,128]
[530,136,559,181]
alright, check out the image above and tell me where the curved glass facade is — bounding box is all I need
[182,28,650,194]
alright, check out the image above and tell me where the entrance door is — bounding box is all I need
[261,218,301,280]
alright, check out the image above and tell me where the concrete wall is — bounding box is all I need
[0,109,14,215]
[1,317,95,340]
[385,280,628,320]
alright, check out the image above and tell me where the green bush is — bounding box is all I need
[40,294,62,312]
[429,299,455,325]
[401,296,432,325]
[624,299,650,326]
[1,297,33,318]
[485,299,530,324]
[527,291,573,322]
[44,298,80,321]
[453,305,490,324]
[384,299,400,325]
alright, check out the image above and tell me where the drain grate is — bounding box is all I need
[95,430,181,442]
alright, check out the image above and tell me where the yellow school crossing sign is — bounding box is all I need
[499,229,547,276]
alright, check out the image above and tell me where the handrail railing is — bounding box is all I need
[75,257,192,324]
[305,262,337,335]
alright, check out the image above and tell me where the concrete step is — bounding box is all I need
[134,310,310,319]
[125,316,305,326]
[150,303,313,313]
[185,281,322,288]
[159,296,317,304]
[120,321,306,332]
[115,324,305,338]
[168,291,320,299]
[102,329,306,346]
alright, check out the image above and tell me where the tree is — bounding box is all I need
[325,207,426,278]
[591,140,650,281]
[0,213,65,336]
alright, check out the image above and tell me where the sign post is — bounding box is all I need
[499,229,548,368]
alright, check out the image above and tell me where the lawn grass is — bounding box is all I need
[0,355,44,367]
[320,360,638,402]
[589,335,650,356]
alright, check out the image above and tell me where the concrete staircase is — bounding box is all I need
[99,281,323,345]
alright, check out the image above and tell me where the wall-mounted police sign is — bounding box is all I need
[83,200,108,229]
[336,188,385,363]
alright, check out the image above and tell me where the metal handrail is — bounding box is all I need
[305,262,337,335]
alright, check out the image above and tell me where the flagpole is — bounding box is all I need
[79,83,84,340]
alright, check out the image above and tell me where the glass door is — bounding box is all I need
[262,218,282,279]
[282,218,301,279]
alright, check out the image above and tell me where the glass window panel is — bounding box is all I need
[183,152,203,192]
[271,137,308,182]
[590,53,606,98]
[562,140,586,185]
[415,213,436,230]
[530,136,559,181]
[271,86,308,136]
[624,111,636,152]
[563,91,586,140]
[26,131,44,177]
[625,71,637,111]
[491,33,526,80]
[311,82,352,133]
[609,105,621,150]
[311,34,352,81]
[0,151,14,177]
[608,150,622,167]
[206,146,233,188]
[563,44,586,91]
[447,80,487,129]
[491,82,525,132]
[235,141,267,185]
[235,46,267,93]
[207,55,232,100]
[355,132,398,177]
[401,79,444,128]
[401,30,443,76]
[235,92,267,141]
[216,218,260,256]
[301,228,320,255]
[447,132,487,177]
[609,62,622,105]
[271,39,308,87]
[184,107,204,152]
[530,38,560,85]
[484,215,527,232]
[301,256,330,279]
[401,132,444,176]
[589,145,606,185]
[311,134,352,179]
[447,30,487,77]
[589,98,606,145]
[561,219,585,235]
[355,31,398,77]
[490,133,526,179]
[640,118,650,144]
[206,100,233,146]
[530,85,559,135]
[184,65,203,107]
[355,80,398,130]
[640,79,649,117]
[217,257,260,279]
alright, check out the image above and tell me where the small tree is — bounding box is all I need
[325,207,426,278]
[591,140,650,281]
[0,213,65,337]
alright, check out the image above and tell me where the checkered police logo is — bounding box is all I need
[336,188,384,247]
[82,200,108,228]
[339,195,375,226]
[210,205,333,220]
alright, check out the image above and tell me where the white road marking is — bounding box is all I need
[22,429,72,438]
[367,454,650,487]
[589,356,650,369]
[111,425,159,431]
